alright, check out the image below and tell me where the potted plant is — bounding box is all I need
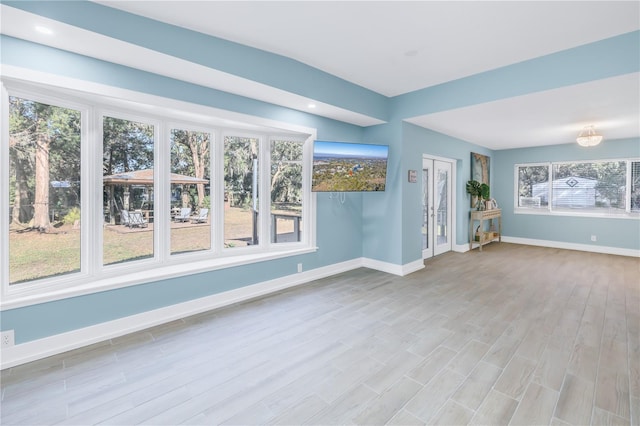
[466,180,490,210]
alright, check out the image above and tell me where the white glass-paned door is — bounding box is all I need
[422,158,452,259]
[434,160,452,256]
[422,164,432,256]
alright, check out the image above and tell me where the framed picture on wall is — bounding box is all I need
[471,152,490,185]
[470,152,491,208]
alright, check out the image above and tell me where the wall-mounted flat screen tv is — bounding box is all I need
[312,140,389,192]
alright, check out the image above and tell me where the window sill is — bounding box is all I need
[1,246,318,311]
[514,208,640,220]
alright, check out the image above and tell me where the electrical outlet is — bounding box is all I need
[591,235,597,242]
[1,330,15,347]
[297,263,303,273]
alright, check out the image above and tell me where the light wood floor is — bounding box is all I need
[1,243,639,425]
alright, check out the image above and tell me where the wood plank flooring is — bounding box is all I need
[1,243,639,425]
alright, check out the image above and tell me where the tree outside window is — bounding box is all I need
[224,136,259,248]
[170,128,211,254]
[102,116,155,265]
[8,96,81,284]
[271,139,303,243]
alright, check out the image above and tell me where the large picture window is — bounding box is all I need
[2,80,314,305]
[516,160,640,217]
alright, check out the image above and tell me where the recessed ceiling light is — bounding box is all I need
[307,103,316,109]
[35,25,53,35]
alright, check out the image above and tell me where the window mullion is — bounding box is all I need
[547,163,553,212]
[626,160,632,213]
[260,136,271,248]
[84,107,97,279]
[1,82,10,297]
[93,110,106,276]
[157,122,170,262]
[214,130,224,252]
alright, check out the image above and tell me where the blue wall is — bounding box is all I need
[0,38,367,344]
[401,123,494,255]
[361,122,404,264]
[1,2,638,346]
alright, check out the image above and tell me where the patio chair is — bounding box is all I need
[174,207,191,222]
[129,210,148,228]
[191,208,209,224]
[120,210,131,227]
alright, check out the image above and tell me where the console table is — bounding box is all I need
[469,209,501,251]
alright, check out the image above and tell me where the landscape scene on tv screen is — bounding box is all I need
[312,141,389,192]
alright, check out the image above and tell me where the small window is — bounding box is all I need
[170,128,211,254]
[224,136,260,248]
[102,115,155,265]
[8,96,82,284]
[517,164,549,209]
[270,139,303,243]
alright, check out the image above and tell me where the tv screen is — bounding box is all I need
[312,140,389,192]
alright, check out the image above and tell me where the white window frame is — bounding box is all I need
[269,136,308,247]
[99,108,162,272]
[514,159,640,219]
[1,73,317,310]
[167,122,216,258]
[2,84,92,296]
[221,131,265,254]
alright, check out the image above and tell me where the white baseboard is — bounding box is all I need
[453,243,470,253]
[1,256,423,370]
[9,238,633,370]
[361,257,424,276]
[501,236,640,257]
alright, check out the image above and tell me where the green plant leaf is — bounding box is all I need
[480,183,490,200]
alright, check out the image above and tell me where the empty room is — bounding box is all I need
[1,1,639,425]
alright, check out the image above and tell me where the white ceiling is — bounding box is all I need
[96,1,639,97]
[4,1,640,149]
[407,73,640,150]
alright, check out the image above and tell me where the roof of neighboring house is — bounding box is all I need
[533,176,598,189]
[103,169,208,185]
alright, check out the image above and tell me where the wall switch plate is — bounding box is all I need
[1,330,15,347]
[591,235,597,242]
[297,263,303,273]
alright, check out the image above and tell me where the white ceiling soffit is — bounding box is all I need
[95,1,640,97]
[406,72,640,150]
[0,5,384,127]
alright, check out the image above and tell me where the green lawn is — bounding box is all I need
[8,206,297,284]
[9,224,211,284]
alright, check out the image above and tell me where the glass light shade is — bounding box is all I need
[576,126,603,147]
